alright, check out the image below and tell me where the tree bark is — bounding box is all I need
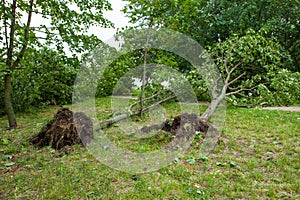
[4,74,17,128]
[4,0,17,128]
[100,113,129,128]
[3,0,34,128]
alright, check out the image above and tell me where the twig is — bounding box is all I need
[129,91,160,110]
[142,95,176,113]
[226,85,258,96]
[228,71,246,86]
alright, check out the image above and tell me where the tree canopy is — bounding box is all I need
[0,0,113,127]
[0,0,299,127]
[124,0,300,71]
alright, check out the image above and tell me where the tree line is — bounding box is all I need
[1,0,299,128]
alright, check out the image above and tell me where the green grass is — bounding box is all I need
[0,97,299,199]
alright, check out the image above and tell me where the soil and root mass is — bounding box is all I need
[30,108,214,151]
[141,113,213,139]
[30,108,94,150]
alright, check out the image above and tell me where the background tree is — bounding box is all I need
[0,0,113,127]
[122,0,300,107]
[124,0,300,72]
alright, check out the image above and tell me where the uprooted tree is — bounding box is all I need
[98,31,291,138]
[30,28,291,150]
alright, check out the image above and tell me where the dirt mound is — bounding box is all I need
[30,108,94,150]
[141,113,211,138]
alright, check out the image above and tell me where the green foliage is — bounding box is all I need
[96,51,143,97]
[233,69,300,106]
[0,0,113,55]
[0,48,79,113]
[212,30,289,82]
[205,31,297,106]
[185,70,210,101]
[96,49,182,97]
[124,0,300,71]
[269,69,300,105]
[0,0,113,124]
[123,0,299,106]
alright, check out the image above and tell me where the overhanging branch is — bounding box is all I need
[12,0,34,69]
[6,0,17,68]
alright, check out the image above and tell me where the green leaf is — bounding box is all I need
[186,157,196,164]
[230,161,237,167]
[4,162,16,167]
[72,177,80,182]
[1,138,9,145]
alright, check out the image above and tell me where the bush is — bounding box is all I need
[0,48,79,114]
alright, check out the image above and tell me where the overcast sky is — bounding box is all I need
[27,0,130,44]
[89,0,130,41]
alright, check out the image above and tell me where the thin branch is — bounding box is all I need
[33,36,56,41]
[31,28,59,36]
[6,0,17,68]
[225,60,244,84]
[224,53,230,75]
[0,52,6,58]
[143,95,176,113]
[226,85,258,96]
[228,71,246,86]
[224,43,238,75]
[139,21,152,116]
[12,0,34,69]
[229,60,243,75]
[129,91,160,111]
[228,85,239,91]
[2,0,9,50]
[98,95,175,129]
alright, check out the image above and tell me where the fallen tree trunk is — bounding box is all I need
[100,113,129,128]
[98,95,176,129]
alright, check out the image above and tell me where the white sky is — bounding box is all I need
[89,0,130,41]
[26,0,130,50]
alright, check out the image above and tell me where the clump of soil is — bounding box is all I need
[141,113,212,138]
[30,108,94,150]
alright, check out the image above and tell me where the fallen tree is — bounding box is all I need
[99,94,176,128]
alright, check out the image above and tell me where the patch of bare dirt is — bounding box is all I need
[30,108,94,150]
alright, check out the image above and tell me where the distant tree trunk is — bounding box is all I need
[138,25,151,117]
[2,0,33,128]
[4,74,17,128]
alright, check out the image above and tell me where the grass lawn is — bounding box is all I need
[0,97,299,199]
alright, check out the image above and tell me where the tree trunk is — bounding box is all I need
[200,86,227,121]
[4,74,17,128]
[99,113,129,128]
[98,95,176,130]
